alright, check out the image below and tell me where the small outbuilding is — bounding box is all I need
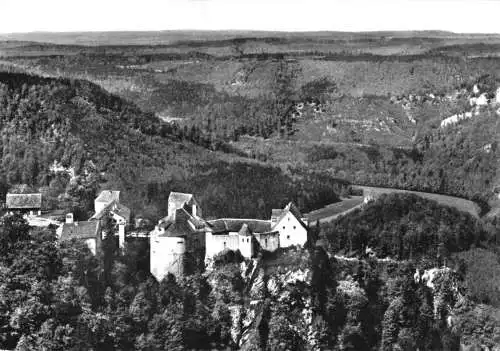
[58,218,102,255]
[6,193,42,215]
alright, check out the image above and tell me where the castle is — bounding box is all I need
[150,192,309,281]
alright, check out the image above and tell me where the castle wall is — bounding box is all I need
[150,236,186,281]
[205,232,240,259]
[255,232,280,252]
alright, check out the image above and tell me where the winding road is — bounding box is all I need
[306,185,480,224]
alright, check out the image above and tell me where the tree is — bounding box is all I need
[266,312,303,351]
[381,297,403,350]
[0,214,30,262]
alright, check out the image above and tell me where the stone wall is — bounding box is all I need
[206,232,240,259]
[255,232,280,252]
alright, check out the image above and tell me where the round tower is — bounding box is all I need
[151,233,187,281]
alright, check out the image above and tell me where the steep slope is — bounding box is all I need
[0,71,348,220]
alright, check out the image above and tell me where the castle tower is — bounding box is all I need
[238,224,253,259]
[150,225,187,281]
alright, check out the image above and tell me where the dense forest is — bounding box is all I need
[5,46,500,206]
[0,71,349,220]
[319,193,487,260]
[1,198,499,350]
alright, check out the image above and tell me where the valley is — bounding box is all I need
[0,30,499,350]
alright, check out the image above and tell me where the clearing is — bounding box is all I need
[305,196,364,223]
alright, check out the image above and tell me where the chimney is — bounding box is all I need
[192,203,197,218]
[66,213,74,224]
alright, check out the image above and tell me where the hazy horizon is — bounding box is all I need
[1,0,499,35]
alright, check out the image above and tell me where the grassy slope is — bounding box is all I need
[305,196,364,223]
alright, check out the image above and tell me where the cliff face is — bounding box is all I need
[207,248,500,350]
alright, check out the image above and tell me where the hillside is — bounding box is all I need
[355,185,481,217]
[319,193,487,260]
[0,71,349,220]
[2,35,499,210]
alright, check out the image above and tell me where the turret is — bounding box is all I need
[238,224,253,259]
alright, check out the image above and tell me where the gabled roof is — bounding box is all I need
[271,203,302,221]
[95,190,120,204]
[6,193,42,209]
[111,202,131,221]
[159,220,196,238]
[60,221,100,241]
[271,202,307,230]
[238,223,252,237]
[156,208,208,237]
[90,200,131,222]
[168,192,194,210]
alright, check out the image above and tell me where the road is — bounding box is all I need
[305,185,480,224]
[354,185,480,218]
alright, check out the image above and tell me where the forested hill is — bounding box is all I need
[0,71,349,219]
[320,193,488,260]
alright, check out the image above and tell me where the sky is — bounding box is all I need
[1,0,499,34]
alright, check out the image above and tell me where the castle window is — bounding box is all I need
[224,242,226,248]
[287,235,290,240]
[293,226,296,230]
[247,238,249,243]
[265,238,268,246]
[242,238,244,242]
[283,226,285,230]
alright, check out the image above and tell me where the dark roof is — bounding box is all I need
[95,190,120,204]
[160,221,196,237]
[6,193,42,209]
[157,208,208,237]
[208,219,271,234]
[60,221,100,241]
[287,202,304,219]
